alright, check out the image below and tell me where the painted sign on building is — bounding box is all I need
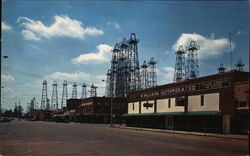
[138,78,230,99]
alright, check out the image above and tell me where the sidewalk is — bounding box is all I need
[111,125,248,141]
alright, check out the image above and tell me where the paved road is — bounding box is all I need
[0,120,248,156]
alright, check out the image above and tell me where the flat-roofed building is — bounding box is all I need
[123,70,249,134]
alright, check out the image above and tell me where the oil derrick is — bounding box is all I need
[148,57,157,87]
[106,33,142,98]
[141,60,148,89]
[128,33,141,91]
[217,63,226,73]
[235,59,245,71]
[81,83,87,99]
[89,84,97,97]
[115,38,129,97]
[105,69,111,97]
[108,43,119,98]
[46,99,50,110]
[186,41,199,80]
[174,46,186,82]
[30,98,35,110]
[72,82,77,99]
[41,80,48,110]
[51,81,58,110]
[61,80,68,108]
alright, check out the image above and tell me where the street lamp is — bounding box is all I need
[102,79,113,127]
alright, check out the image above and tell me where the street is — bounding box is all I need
[0,120,248,156]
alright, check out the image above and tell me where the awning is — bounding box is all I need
[122,111,220,117]
[185,111,220,116]
[122,113,154,117]
[153,112,185,116]
[122,112,184,117]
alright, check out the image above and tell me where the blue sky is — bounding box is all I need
[1,1,249,111]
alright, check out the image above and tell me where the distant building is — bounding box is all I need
[123,70,249,134]
[67,97,127,123]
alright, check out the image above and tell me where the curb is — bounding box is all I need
[111,126,248,141]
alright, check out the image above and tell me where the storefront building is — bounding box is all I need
[67,97,126,123]
[123,70,249,134]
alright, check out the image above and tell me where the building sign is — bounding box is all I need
[82,102,92,106]
[143,103,153,108]
[139,78,230,98]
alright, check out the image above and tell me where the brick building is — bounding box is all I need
[67,97,127,123]
[123,70,249,134]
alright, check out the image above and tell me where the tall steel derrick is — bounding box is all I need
[147,57,157,87]
[51,81,58,110]
[72,82,77,99]
[217,63,226,73]
[61,80,68,108]
[174,46,186,82]
[185,41,200,80]
[41,80,49,110]
[81,83,87,99]
[106,33,141,98]
[141,60,148,89]
[128,33,141,92]
[89,84,97,97]
[235,59,245,71]
[105,69,112,97]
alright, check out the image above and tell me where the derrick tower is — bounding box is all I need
[115,38,129,97]
[105,69,112,97]
[186,41,199,80]
[141,60,148,89]
[128,33,141,91]
[51,81,58,110]
[235,59,245,71]
[41,80,48,110]
[61,80,68,108]
[90,84,97,97]
[148,57,157,87]
[105,33,144,98]
[217,63,226,73]
[81,83,87,99]
[174,46,186,82]
[72,82,77,99]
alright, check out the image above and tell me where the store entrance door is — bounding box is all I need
[165,116,174,129]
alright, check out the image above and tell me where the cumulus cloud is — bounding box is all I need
[172,33,234,60]
[21,30,40,41]
[17,15,104,41]
[2,22,12,31]
[1,74,15,81]
[107,21,120,30]
[157,66,174,85]
[71,44,113,64]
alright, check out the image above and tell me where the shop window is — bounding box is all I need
[176,96,186,106]
[200,95,204,106]
[168,99,171,108]
[132,103,135,110]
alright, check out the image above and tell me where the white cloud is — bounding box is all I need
[71,44,113,64]
[107,21,120,30]
[21,30,40,41]
[2,22,12,31]
[172,33,234,60]
[17,15,104,41]
[157,66,174,85]
[1,74,15,81]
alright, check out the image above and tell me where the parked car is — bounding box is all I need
[0,117,12,123]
